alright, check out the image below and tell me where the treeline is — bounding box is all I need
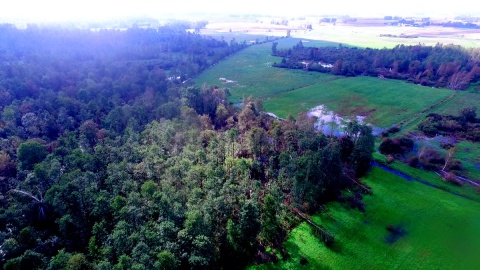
[273,41,480,90]
[0,26,374,269]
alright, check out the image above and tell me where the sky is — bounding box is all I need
[0,0,478,22]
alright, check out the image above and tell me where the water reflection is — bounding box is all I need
[306,105,385,136]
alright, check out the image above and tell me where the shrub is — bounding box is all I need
[379,137,414,156]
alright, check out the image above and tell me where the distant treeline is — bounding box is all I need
[273,41,480,90]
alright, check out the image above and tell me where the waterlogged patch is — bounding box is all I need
[385,225,407,244]
[266,104,386,136]
[218,77,237,84]
[306,105,385,136]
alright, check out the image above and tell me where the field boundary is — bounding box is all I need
[395,92,457,131]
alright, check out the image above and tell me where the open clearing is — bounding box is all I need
[194,37,336,103]
[249,166,480,270]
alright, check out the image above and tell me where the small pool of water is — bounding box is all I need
[306,105,386,136]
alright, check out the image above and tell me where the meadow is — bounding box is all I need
[195,35,456,128]
[262,76,453,128]
[193,37,337,103]
[430,90,480,116]
[249,166,480,270]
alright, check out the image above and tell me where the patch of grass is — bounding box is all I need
[454,141,480,181]
[250,167,480,270]
[430,91,480,116]
[263,76,452,127]
[373,152,480,201]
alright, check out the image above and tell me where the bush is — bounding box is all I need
[418,118,438,137]
[407,157,419,168]
[379,137,414,156]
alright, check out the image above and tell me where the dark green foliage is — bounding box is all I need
[17,141,47,170]
[379,137,414,155]
[156,251,177,270]
[4,250,46,270]
[47,250,72,270]
[66,253,91,270]
[260,194,283,246]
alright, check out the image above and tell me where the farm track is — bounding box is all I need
[393,91,457,133]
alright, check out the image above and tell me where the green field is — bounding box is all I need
[250,167,480,270]
[195,34,458,128]
[263,76,452,128]
[430,90,480,116]
[194,37,337,103]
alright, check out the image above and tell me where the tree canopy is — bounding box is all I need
[0,24,373,269]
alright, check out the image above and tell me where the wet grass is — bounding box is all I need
[454,141,480,181]
[249,167,480,270]
[263,76,452,128]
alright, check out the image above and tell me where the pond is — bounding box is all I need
[306,105,385,136]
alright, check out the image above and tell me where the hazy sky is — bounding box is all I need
[0,0,478,22]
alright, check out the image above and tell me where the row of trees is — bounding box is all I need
[0,25,374,269]
[273,41,480,90]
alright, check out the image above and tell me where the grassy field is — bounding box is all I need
[194,30,480,270]
[263,76,452,128]
[195,35,454,128]
[250,166,480,270]
[430,90,480,116]
[193,37,337,103]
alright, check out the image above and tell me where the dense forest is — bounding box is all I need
[272,41,480,90]
[0,24,374,269]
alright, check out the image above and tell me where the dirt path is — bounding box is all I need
[393,92,457,132]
